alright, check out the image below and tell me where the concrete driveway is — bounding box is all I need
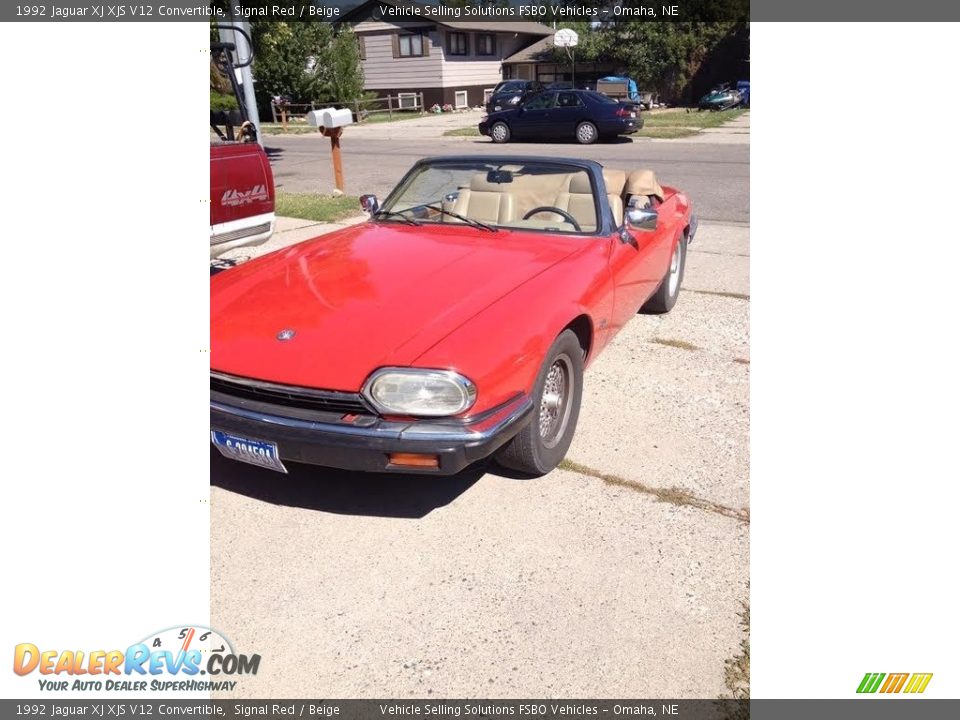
[210,216,749,698]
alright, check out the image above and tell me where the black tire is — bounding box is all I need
[496,330,584,477]
[575,121,598,145]
[490,121,511,144]
[641,235,687,314]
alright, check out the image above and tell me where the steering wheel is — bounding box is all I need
[522,206,582,232]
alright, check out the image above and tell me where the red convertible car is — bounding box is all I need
[211,157,697,477]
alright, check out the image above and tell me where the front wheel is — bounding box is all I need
[490,121,511,143]
[496,330,584,477]
[641,235,687,314]
[575,121,598,145]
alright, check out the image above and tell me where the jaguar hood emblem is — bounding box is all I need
[276,329,296,341]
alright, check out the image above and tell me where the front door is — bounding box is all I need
[514,92,556,138]
[552,91,586,136]
[607,215,672,330]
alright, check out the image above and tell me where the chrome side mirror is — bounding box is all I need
[360,194,379,215]
[625,206,658,231]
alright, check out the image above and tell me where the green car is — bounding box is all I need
[698,83,742,111]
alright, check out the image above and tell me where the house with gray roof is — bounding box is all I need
[339,0,554,109]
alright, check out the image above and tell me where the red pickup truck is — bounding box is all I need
[210,141,275,257]
[210,26,275,258]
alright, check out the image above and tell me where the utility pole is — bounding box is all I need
[219,17,261,138]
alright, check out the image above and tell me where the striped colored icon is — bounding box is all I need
[857,672,933,694]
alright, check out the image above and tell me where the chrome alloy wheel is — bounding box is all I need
[492,123,508,142]
[667,240,683,297]
[577,123,597,143]
[539,354,575,449]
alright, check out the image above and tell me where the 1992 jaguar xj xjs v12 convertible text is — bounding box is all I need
[211,156,697,477]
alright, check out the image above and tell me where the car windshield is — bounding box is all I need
[377,160,599,235]
[496,81,527,93]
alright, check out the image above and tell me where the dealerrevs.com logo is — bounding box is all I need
[13,626,260,692]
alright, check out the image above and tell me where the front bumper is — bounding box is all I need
[210,393,533,475]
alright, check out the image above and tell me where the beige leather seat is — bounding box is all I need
[553,173,598,232]
[450,174,517,225]
[624,169,665,210]
[603,168,627,226]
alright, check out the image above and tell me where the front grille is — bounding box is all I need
[211,373,372,416]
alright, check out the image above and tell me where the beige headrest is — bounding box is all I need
[470,174,513,193]
[625,169,664,201]
[567,173,593,194]
[602,168,627,196]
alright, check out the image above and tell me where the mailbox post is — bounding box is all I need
[307,107,354,194]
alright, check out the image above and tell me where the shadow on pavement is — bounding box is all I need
[210,446,488,519]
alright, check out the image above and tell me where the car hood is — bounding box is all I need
[211,222,582,391]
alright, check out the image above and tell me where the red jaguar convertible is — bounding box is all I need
[211,156,697,477]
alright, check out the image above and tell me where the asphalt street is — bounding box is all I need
[211,123,749,698]
[265,134,749,224]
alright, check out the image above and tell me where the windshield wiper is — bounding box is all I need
[422,204,497,232]
[373,209,421,226]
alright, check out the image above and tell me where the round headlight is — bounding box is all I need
[363,368,477,417]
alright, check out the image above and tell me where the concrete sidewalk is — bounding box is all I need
[338,110,484,141]
[662,111,750,145]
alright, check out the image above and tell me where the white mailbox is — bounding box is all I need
[307,107,353,129]
[322,107,353,128]
[306,108,332,127]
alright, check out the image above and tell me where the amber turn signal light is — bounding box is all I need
[388,453,440,469]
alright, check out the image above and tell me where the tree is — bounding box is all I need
[248,21,366,108]
[249,21,333,105]
[548,21,745,103]
[315,27,366,106]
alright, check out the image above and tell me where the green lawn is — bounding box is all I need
[636,127,700,139]
[641,108,746,128]
[274,192,361,223]
[259,123,318,135]
[360,110,426,124]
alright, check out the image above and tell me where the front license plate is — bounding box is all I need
[211,430,287,473]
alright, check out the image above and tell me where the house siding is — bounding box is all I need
[358,24,444,90]
[439,31,528,88]
[355,22,541,94]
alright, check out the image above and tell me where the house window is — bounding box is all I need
[455,90,468,109]
[356,35,366,61]
[397,93,420,109]
[476,33,496,56]
[448,32,468,56]
[483,87,495,103]
[397,33,425,58]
